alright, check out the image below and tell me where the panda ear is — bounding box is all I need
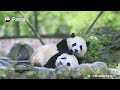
[67,50,73,55]
[70,33,75,38]
[57,39,69,52]
[86,41,90,47]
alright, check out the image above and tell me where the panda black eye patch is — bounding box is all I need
[61,57,66,59]
[60,61,62,65]
[80,45,83,51]
[72,43,76,47]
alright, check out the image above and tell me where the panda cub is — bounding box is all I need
[31,33,90,66]
[44,50,79,68]
[58,33,90,64]
[55,33,90,64]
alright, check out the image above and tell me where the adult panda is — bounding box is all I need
[44,50,79,69]
[31,33,90,66]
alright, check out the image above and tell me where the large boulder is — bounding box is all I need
[8,43,34,60]
[56,65,71,79]
[22,67,56,79]
[87,26,120,66]
[14,64,33,73]
[71,61,110,79]
[109,68,120,79]
[88,26,120,46]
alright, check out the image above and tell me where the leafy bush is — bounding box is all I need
[82,36,103,63]
[0,50,7,56]
[81,27,120,68]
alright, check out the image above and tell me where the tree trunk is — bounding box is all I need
[14,22,20,36]
[19,11,45,45]
[3,24,7,37]
[34,11,38,32]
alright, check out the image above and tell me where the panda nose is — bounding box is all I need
[67,63,70,66]
[75,49,78,52]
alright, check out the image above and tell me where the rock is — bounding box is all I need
[0,56,13,64]
[88,26,120,46]
[109,68,120,79]
[49,69,56,79]
[5,69,21,79]
[0,60,116,79]
[36,67,52,79]
[92,61,109,74]
[0,69,7,79]
[88,26,120,65]
[0,59,12,70]
[56,65,71,79]
[0,63,7,70]
[71,63,94,79]
[8,43,34,60]
[0,60,11,67]
[98,47,120,64]
[89,36,98,40]
[16,67,56,79]
[23,71,38,79]
[14,64,33,73]
[71,62,110,79]
[0,56,11,60]
[23,67,56,79]
[91,61,110,79]
[71,67,82,79]
[16,74,27,79]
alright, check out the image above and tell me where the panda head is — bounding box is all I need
[55,50,79,69]
[67,33,90,57]
[57,33,90,57]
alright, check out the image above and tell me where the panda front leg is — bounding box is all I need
[77,57,85,64]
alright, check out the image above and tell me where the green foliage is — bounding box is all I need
[82,27,120,68]
[1,11,120,37]
[82,37,104,63]
[106,61,118,68]
[83,74,91,79]
[0,50,7,56]
[116,63,120,69]
[0,69,5,75]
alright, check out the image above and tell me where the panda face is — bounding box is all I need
[55,53,78,69]
[67,36,88,57]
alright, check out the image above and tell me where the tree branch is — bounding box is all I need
[19,11,45,45]
[84,11,104,35]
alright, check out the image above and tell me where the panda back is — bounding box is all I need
[31,44,59,66]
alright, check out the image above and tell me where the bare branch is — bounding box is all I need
[84,11,104,35]
[19,11,45,45]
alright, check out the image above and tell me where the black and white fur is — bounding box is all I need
[44,50,79,68]
[31,33,90,66]
[57,33,90,64]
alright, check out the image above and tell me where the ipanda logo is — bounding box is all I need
[5,16,10,22]
[5,16,25,22]
[12,17,26,22]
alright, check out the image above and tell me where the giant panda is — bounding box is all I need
[56,33,90,64]
[31,33,90,66]
[44,50,79,69]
